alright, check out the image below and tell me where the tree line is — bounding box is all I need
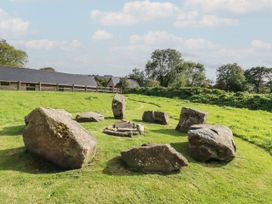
[127,49,272,93]
[1,40,272,93]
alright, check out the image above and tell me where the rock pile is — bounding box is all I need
[142,111,169,125]
[176,107,207,133]
[103,120,144,137]
[121,143,188,173]
[23,107,97,169]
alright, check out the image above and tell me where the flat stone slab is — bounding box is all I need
[75,112,104,123]
[121,143,188,173]
[188,124,236,162]
[103,120,144,137]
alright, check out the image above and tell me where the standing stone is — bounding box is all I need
[142,111,169,125]
[112,94,126,119]
[75,112,104,123]
[188,124,236,162]
[23,107,97,169]
[121,143,188,173]
[176,107,207,133]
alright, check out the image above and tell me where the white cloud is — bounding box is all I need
[251,40,271,50]
[0,8,30,36]
[184,0,272,14]
[11,39,82,51]
[91,0,179,26]
[175,11,239,27]
[92,30,113,41]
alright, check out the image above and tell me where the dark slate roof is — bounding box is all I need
[111,77,121,87]
[0,66,97,87]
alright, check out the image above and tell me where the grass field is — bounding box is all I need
[0,91,272,204]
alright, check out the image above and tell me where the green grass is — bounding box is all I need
[0,90,272,203]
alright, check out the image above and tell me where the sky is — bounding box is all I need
[1,0,272,80]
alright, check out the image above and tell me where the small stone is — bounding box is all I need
[142,111,169,125]
[75,112,104,123]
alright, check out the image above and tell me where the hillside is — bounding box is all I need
[0,91,272,203]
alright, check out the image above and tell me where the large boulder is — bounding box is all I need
[142,111,169,125]
[188,124,236,162]
[121,143,188,173]
[103,120,144,137]
[23,107,97,169]
[176,107,207,133]
[75,112,104,123]
[112,94,126,119]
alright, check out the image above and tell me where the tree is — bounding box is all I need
[216,63,246,92]
[145,49,184,87]
[169,62,207,88]
[128,68,145,86]
[245,67,270,93]
[117,77,130,90]
[0,40,28,67]
[266,68,272,93]
[40,67,56,72]
[145,80,160,88]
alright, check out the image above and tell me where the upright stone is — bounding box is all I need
[188,124,236,162]
[176,107,207,133]
[112,94,126,119]
[23,107,97,169]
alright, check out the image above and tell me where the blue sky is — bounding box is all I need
[1,0,272,79]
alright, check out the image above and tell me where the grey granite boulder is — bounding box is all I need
[23,107,97,169]
[112,94,126,119]
[142,111,169,125]
[188,124,236,162]
[121,143,188,173]
[75,112,104,123]
[176,107,207,133]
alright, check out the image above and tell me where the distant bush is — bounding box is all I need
[127,87,272,112]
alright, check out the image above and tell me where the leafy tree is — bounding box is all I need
[216,63,246,92]
[145,49,184,87]
[145,80,160,88]
[170,62,207,88]
[266,68,272,93]
[128,68,145,86]
[245,67,270,93]
[117,77,130,90]
[0,40,28,67]
[40,67,56,72]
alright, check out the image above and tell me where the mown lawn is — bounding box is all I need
[0,91,272,204]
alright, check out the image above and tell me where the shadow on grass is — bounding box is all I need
[103,156,144,176]
[0,125,25,136]
[170,142,230,168]
[150,128,187,137]
[104,116,116,120]
[0,147,64,174]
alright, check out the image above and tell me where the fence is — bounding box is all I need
[0,81,122,93]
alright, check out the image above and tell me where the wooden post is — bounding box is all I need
[85,85,87,92]
[56,83,59,91]
[72,84,75,92]
[39,82,42,91]
[17,81,21,90]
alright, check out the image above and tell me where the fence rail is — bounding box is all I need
[0,81,122,93]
